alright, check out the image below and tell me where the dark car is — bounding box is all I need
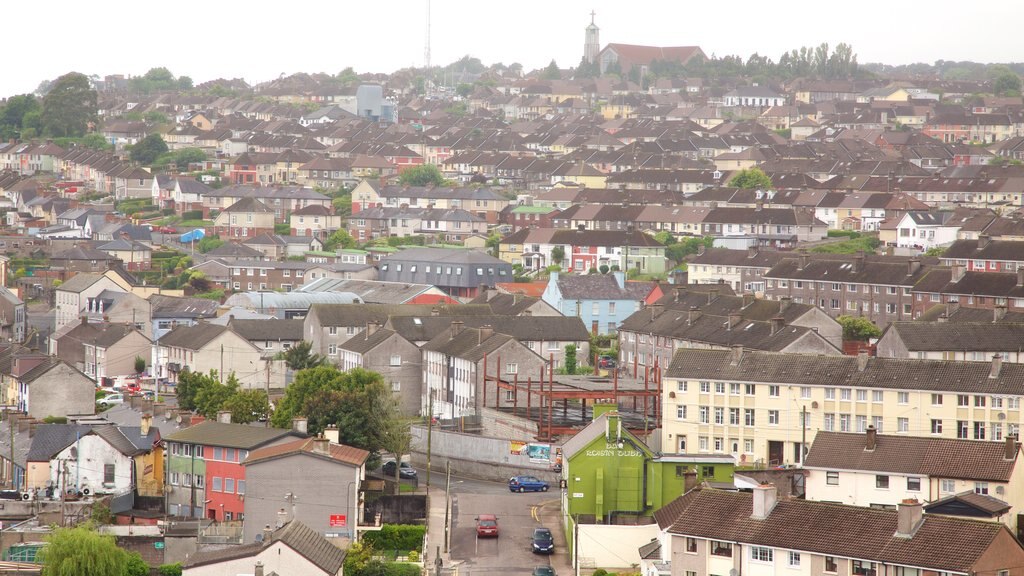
[598,355,617,368]
[532,527,554,554]
[382,461,417,479]
[509,475,549,493]
[532,567,555,576]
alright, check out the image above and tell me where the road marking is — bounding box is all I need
[530,505,539,522]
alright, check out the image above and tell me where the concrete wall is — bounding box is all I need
[577,523,660,570]
[409,424,557,484]
[364,493,427,524]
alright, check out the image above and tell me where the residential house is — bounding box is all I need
[157,323,269,388]
[941,236,1024,272]
[242,435,369,542]
[222,260,315,292]
[339,324,422,415]
[289,204,342,239]
[182,520,345,576]
[149,294,220,341]
[422,323,548,419]
[687,247,787,293]
[0,287,26,343]
[911,267,1024,317]
[662,348,1024,467]
[51,319,151,382]
[468,287,561,317]
[213,197,276,239]
[50,245,122,277]
[40,423,161,497]
[351,180,511,224]
[654,487,1024,576]
[896,211,961,250]
[96,238,152,271]
[700,206,827,246]
[877,321,1024,363]
[542,272,652,334]
[224,317,304,359]
[163,419,305,520]
[378,248,514,299]
[11,356,95,419]
[804,429,1024,535]
[722,86,786,107]
[499,228,668,274]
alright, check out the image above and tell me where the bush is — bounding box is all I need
[361,525,425,553]
[42,416,67,424]
[827,230,861,239]
[181,210,203,220]
[385,564,422,576]
[159,563,183,576]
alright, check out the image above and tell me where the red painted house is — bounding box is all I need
[941,236,1024,273]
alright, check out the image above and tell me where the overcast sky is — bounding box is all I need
[6,0,1024,97]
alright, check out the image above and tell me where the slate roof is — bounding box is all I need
[386,315,590,343]
[918,304,1024,323]
[149,294,219,320]
[689,248,787,269]
[765,255,931,286]
[883,322,1024,352]
[158,323,230,350]
[467,293,544,315]
[339,327,402,354]
[924,491,1011,516]
[308,303,493,327]
[57,273,106,294]
[164,421,300,449]
[226,318,304,342]
[804,431,1017,482]
[184,520,345,573]
[665,349,1024,395]
[620,305,825,352]
[422,326,529,363]
[244,437,369,467]
[90,425,161,456]
[555,274,655,301]
[659,489,1006,573]
[205,242,266,259]
[223,196,274,213]
[26,424,93,461]
[943,239,1024,262]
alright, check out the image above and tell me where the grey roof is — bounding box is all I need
[158,323,231,350]
[97,238,150,252]
[421,326,520,362]
[944,239,1024,262]
[382,247,508,265]
[555,274,654,301]
[221,291,362,310]
[26,424,93,461]
[223,196,274,213]
[298,278,438,304]
[665,349,1024,395]
[165,420,300,449]
[185,520,345,573]
[339,327,402,354]
[883,322,1024,352]
[386,315,590,343]
[90,425,160,456]
[205,242,266,259]
[149,294,220,320]
[226,318,304,342]
[309,303,493,327]
[53,246,118,261]
[57,273,107,294]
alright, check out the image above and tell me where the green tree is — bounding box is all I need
[40,525,127,576]
[375,393,413,483]
[550,245,565,267]
[283,340,327,371]
[41,72,97,137]
[222,389,272,424]
[176,368,216,411]
[543,60,561,80]
[0,94,40,139]
[332,192,353,217]
[994,73,1022,96]
[484,232,501,256]
[324,229,357,251]
[565,344,577,374]
[134,356,146,375]
[271,365,342,429]
[398,164,445,187]
[130,134,169,165]
[726,167,772,190]
[197,236,224,253]
[124,551,150,576]
[837,315,882,341]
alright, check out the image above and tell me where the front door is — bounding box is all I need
[768,441,784,466]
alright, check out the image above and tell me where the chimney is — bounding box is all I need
[683,470,698,493]
[730,344,744,366]
[140,413,152,437]
[450,320,465,339]
[1005,434,1018,461]
[688,306,701,325]
[951,263,965,282]
[479,325,494,343]
[707,288,718,304]
[895,499,924,538]
[742,293,754,307]
[650,304,664,319]
[995,304,1008,322]
[431,307,440,317]
[853,250,864,273]
[798,250,809,270]
[728,311,742,329]
[674,286,686,302]
[747,245,758,259]
[937,313,947,323]
[217,411,232,424]
[292,417,308,435]
[324,425,340,444]
[750,484,778,520]
[697,243,706,256]
[366,321,380,337]
[312,436,331,455]
[907,258,921,276]
[277,508,289,528]
[755,200,763,212]
[865,425,877,451]
[262,524,273,542]
[770,316,784,335]
[991,354,1004,379]
[857,349,870,372]
[979,234,991,249]
[255,561,265,576]
[946,300,959,317]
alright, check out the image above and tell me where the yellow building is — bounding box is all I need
[662,347,1024,468]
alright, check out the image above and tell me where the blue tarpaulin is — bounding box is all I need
[179,229,205,243]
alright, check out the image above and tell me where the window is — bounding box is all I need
[744,439,753,453]
[182,473,191,487]
[975,482,989,495]
[700,381,710,393]
[730,383,741,395]
[390,354,401,366]
[195,475,204,488]
[745,384,756,395]
[800,386,811,399]
[225,478,235,494]
[898,417,909,433]
[714,407,724,424]
[685,537,697,553]
[699,436,708,451]
[974,421,986,440]
[677,382,687,392]
[170,472,179,485]
[931,393,943,405]
[856,415,867,433]
[711,541,733,557]
[872,390,883,403]
[856,389,867,402]
[769,385,780,397]
[327,344,337,356]
[825,388,836,400]
[852,561,877,576]
[677,405,687,420]
[505,363,518,374]
[898,392,909,404]
[768,410,779,425]
[715,382,726,394]
[212,477,223,492]
[825,556,838,573]
[827,471,839,485]
[975,395,986,407]
[824,413,835,431]
[788,552,801,567]
[699,406,709,424]
[931,419,943,434]
[941,479,956,493]
[907,477,921,491]
[841,388,851,401]
[957,394,969,407]
[329,327,338,336]
[729,408,739,425]
[957,420,969,439]
[744,409,755,426]
[840,414,851,432]
[104,464,115,484]
[750,547,773,563]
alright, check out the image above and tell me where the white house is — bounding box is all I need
[722,86,786,108]
[895,211,960,250]
[49,425,159,496]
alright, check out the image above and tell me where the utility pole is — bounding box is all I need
[220,344,224,383]
[801,405,808,466]
[426,394,433,488]
[443,460,451,554]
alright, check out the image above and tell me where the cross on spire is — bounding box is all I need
[590,10,596,24]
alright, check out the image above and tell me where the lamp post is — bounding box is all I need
[347,480,358,540]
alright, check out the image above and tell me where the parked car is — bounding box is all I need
[509,475,549,493]
[475,514,499,538]
[532,527,554,554]
[532,567,555,576]
[598,355,617,369]
[382,460,417,479]
[156,226,177,234]
[98,393,124,407]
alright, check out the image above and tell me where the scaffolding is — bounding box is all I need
[481,353,663,441]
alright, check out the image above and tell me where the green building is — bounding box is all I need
[561,409,735,558]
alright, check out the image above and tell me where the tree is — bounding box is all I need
[283,341,327,371]
[994,73,1022,96]
[550,245,565,267]
[375,394,413,483]
[726,167,773,190]
[565,344,578,374]
[124,551,150,576]
[222,389,271,424]
[41,72,97,137]
[197,236,224,253]
[324,229,357,251]
[543,60,561,80]
[130,134,169,165]
[193,373,241,418]
[398,164,445,187]
[176,368,214,411]
[0,94,40,140]
[837,315,882,342]
[134,356,146,375]
[40,525,128,576]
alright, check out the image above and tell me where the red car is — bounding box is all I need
[476,514,499,538]
[156,226,177,234]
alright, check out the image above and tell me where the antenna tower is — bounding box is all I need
[424,0,432,70]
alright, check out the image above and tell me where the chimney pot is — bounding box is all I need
[217,411,231,424]
[991,353,1004,379]
[450,320,465,339]
[312,436,331,455]
[324,425,340,444]
[683,470,698,493]
[730,344,744,366]
[770,316,784,335]
[995,304,1008,322]
[140,413,152,437]
[1005,434,1018,461]
[292,417,308,435]
[857,349,870,372]
[865,424,877,451]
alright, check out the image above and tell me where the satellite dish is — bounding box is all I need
[730,569,739,576]
[69,447,78,459]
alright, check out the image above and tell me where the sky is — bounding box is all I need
[5,0,1024,98]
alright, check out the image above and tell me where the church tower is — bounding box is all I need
[584,11,600,65]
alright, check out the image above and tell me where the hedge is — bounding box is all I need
[361,525,425,552]
[385,563,421,576]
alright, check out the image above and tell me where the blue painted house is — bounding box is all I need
[542,272,654,335]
